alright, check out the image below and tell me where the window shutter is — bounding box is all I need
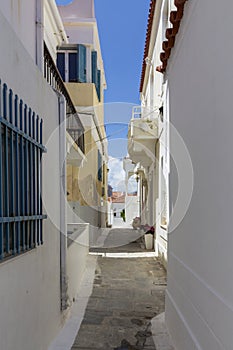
[97,69,101,101]
[91,51,98,85]
[98,150,102,181]
[69,52,78,82]
[77,44,87,83]
[57,53,65,81]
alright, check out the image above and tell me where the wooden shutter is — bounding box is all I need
[77,44,87,83]
[91,51,98,85]
[97,69,101,101]
[98,150,102,181]
[69,52,78,82]
[57,53,65,81]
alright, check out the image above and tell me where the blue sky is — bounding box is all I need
[56,0,150,189]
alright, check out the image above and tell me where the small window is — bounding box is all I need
[0,83,46,261]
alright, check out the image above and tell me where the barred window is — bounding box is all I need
[0,81,46,261]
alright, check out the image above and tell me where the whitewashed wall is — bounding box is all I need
[44,0,68,60]
[166,1,233,349]
[0,7,63,350]
[125,196,139,225]
[140,4,169,263]
[67,224,89,304]
[0,0,37,61]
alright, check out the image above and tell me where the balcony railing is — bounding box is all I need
[43,43,85,154]
[132,106,160,120]
[129,117,159,140]
[128,106,159,167]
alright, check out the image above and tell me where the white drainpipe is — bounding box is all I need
[36,0,44,71]
[48,0,69,44]
[54,90,68,310]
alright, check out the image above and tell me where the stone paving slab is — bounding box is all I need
[151,313,175,350]
[71,255,166,350]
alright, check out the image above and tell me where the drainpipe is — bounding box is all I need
[48,0,69,44]
[54,90,68,310]
[35,0,44,71]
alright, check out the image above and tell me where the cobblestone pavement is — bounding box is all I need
[71,229,167,350]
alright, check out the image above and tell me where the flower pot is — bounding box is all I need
[145,233,153,250]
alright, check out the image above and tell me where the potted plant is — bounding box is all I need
[144,225,155,250]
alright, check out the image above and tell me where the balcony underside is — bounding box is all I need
[128,139,156,167]
[66,132,86,167]
[128,117,158,167]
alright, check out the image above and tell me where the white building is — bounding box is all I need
[128,0,169,265]
[0,1,90,349]
[123,157,140,225]
[136,0,233,349]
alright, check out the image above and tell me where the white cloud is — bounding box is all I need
[108,157,126,192]
[108,156,138,193]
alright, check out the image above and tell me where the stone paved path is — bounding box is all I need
[71,231,166,349]
[91,228,154,254]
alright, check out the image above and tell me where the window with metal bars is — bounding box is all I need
[0,80,47,261]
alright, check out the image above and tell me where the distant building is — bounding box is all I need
[123,157,140,224]
[111,192,125,218]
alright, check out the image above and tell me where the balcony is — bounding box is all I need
[65,83,105,139]
[66,132,86,167]
[128,107,159,167]
[65,83,100,109]
[44,43,85,155]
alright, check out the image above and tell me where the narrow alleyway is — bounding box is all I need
[71,228,167,350]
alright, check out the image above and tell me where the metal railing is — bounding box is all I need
[132,106,142,119]
[132,106,160,120]
[0,80,46,260]
[44,43,85,154]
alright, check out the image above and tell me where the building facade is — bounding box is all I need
[128,0,170,265]
[0,0,105,349]
[136,0,233,349]
[57,0,108,245]
[123,157,140,225]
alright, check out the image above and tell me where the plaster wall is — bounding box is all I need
[166,1,233,349]
[0,0,37,61]
[0,8,63,350]
[125,196,139,225]
[67,224,89,304]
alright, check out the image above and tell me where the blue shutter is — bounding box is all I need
[77,44,86,83]
[57,53,65,81]
[97,70,101,101]
[98,150,102,182]
[69,52,78,82]
[91,51,98,85]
